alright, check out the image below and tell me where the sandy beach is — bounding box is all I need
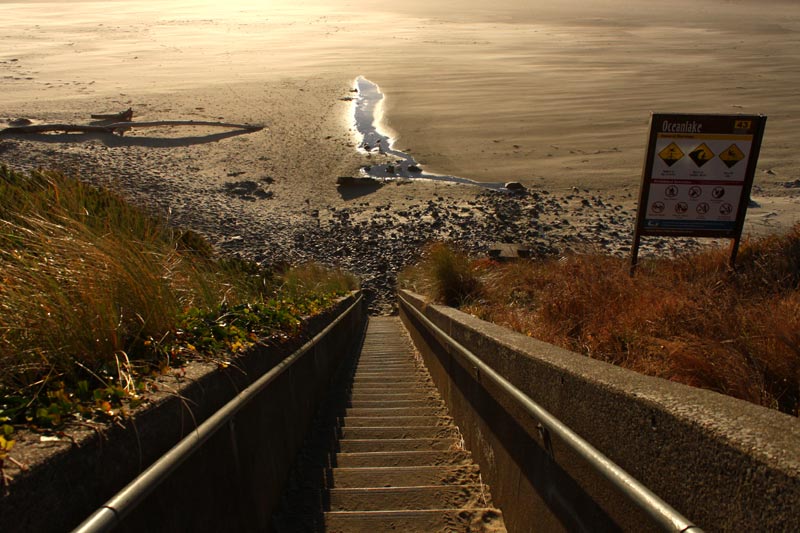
[2,0,799,311]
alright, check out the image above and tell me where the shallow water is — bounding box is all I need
[353,76,503,188]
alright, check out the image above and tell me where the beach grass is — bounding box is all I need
[400,234,800,416]
[0,166,356,429]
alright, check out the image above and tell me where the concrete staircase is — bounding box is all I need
[274,317,506,532]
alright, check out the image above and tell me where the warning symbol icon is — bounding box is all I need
[658,142,684,167]
[689,143,715,167]
[719,144,745,168]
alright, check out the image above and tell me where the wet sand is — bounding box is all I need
[2,0,798,185]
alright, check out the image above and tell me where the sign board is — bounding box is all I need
[631,113,766,273]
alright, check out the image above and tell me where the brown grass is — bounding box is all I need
[400,230,800,416]
[0,166,357,416]
[400,243,483,307]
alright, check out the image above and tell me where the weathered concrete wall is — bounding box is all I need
[399,290,800,532]
[2,293,366,533]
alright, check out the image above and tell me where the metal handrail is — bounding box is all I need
[398,292,703,533]
[73,294,363,533]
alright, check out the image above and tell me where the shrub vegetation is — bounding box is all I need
[0,166,356,432]
[401,235,800,416]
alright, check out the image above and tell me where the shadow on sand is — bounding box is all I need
[2,128,258,148]
[337,181,384,200]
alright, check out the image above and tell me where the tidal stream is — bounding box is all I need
[353,76,504,189]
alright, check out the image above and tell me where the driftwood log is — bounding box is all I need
[90,108,134,122]
[0,120,263,136]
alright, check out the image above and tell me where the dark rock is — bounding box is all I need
[336,176,383,187]
[221,180,271,200]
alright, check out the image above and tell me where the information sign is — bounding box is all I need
[630,113,766,273]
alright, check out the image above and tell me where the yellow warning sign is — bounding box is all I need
[689,143,714,167]
[658,142,684,167]
[719,144,745,169]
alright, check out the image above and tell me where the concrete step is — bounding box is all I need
[342,416,450,428]
[340,426,459,440]
[348,399,443,409]
[345,406,448,418]
[356,358,415,363]
[348,391,437,400]
[352,372,427,380]
[324,508,505,532]
[358,356,413,360]
[339,438,459,453]
[349,381,434,390]
[349,387,437,397]
[352,369,421,376]
[357,356,411,361]
[274,317,507,532]
[357,354,414,359]
[353,363,428,378]
[329,400,445,414]
[325,406,444,420]
[329,484,490,511]
[346,391,440,401]
[355,360,419,365]
[330,465,482,489]
[354,363,416,369]
[350,375,425,383]
[335,450,472,468]
[340,387,438,396]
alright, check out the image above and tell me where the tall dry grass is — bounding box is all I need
[401,232,800,416]
[0,166,355,423]
[400,243,483,307]
[2,167,189,388]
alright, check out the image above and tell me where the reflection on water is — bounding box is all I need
[354,77,503,189]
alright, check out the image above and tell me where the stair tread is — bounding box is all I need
[340,426,458,440]
[339,438,460,453]
[274,317,507,532]
[330,465,482,488]
[336,450,472,468]
[329,484,492,511]
[345,407,447,417]
[324,508,505,533]
[342,416,451,428]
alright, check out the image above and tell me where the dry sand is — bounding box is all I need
[1,0,799,310]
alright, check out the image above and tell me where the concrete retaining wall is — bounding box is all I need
[2,293,367,533]
[399,290,800,532]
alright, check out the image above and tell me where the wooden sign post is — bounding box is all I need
[630,113,767,275]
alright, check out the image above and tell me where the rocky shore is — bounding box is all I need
[1,133,710,315]
[2,0,799,315]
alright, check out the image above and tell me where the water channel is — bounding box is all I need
[352,76,505,190]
